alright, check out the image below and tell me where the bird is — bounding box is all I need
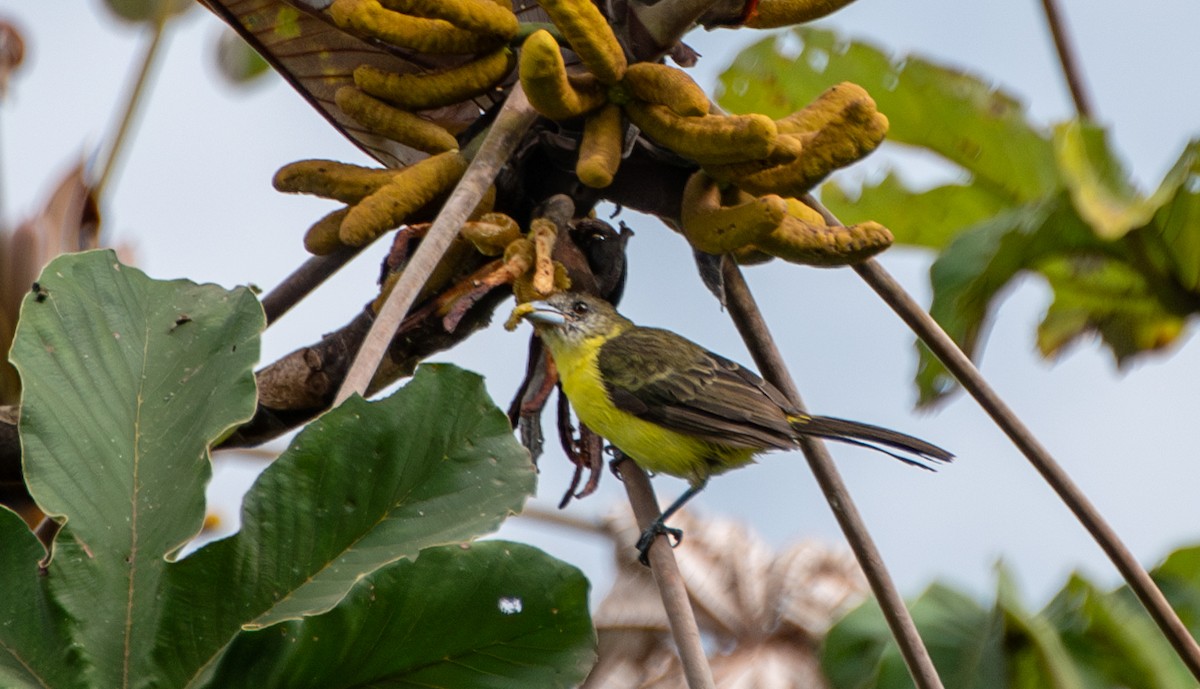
[511,291,953,564]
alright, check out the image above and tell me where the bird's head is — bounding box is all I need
[507,292,631,350]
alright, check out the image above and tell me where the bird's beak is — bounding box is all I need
[522,300,567,326]
[504,300,565,331]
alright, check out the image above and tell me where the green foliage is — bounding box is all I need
[0,251,594,688]
[821,550,1200,688]
[101,0,193,24]
[214,29,272,86]
[719,28,1200,406]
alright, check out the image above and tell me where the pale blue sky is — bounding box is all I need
[5,0,1200,606]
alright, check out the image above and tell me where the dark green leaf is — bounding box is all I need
[207,541,596,689]
[996,566,1085,689]
[102,0,192,23]
[10,250,262,686]
[1053,121,1165,240]
[149,364,536,687]
[213,29,271,86]
[0,508,85,688]
[1147,141,1200,291]
[1147,546,1200,639]
[1036,257,1187,363]
[718,27,1060,204]
[822,584,1004,689]
[1041,574,1191,689]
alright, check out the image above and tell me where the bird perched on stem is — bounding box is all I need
[510,292,953,564]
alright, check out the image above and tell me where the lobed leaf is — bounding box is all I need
[148,364,537,687]
[206,541,596,689]
[718,27,1060,205]
[10,249,262,687]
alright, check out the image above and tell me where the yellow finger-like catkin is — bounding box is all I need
[620,62,709,117]
[329,0,502,54]
[733,102,887,197]
[519,29,608,120]
[775,82,874,135]
[624,101,777,165]
[679,171,787,254]
[335,86,460,154]
[274,160,399,204]
[340,151,468,246]
[759,216,893,265]
[537,0,627,84]
[530,216,558,296]
[744,0,858,28]
[379,0,518,38]
[354,48,515,111]
[304,207,352,255]
[576,103,624,188]
[461,213,522,255]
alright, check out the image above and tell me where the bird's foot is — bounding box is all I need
[636,520,683,567]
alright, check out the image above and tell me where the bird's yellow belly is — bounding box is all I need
[552,336,756,483]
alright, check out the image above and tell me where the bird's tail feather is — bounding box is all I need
[789,415,954,470]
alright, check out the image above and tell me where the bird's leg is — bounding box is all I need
[635,479,708,566]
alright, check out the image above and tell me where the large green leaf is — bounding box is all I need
[822,583,1005,689]
[996,567,1085,689]
[1053,122,1166,241]
[0,508,85,688]
[917,198,1098,403]
[148,364,537,688]
[1036,257,1187,363]
[206,541,596,689]
[717,27,1060,205]
[9,250,262,687]
[1146,141,1200,292]
[1041,575,1191,689]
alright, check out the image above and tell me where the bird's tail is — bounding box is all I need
[789,415,954,470]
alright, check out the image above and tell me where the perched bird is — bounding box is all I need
[511,292,953,563]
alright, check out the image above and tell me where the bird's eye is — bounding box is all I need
[571,301,590,316]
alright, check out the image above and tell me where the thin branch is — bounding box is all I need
[1039,0,1095,119]
[615,455,717,689]
[719,258,946,689]
[797,194,1200,680]
[94,11,170,198]
[334,85,538,404]
[261,246,362,326]
[853,257,1200,680]
[516,504,609,537]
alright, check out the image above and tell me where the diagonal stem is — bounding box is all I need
[616,454,717,689]
[852,257,1200,680]
[719,258,945,689]
[95,10,171,199]
[334,85,537,403]
[801,189,1200,678]
[261,246,362,326]
[1039,0,1095,119]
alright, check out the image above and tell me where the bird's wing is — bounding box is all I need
[597,327,796,450]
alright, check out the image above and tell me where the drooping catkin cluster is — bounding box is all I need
[272,0,889,271]
[518,0,892,266]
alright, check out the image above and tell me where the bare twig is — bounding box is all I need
[720,258,945,689]
[1039,0,1095,119]
[261,246,362,325]
[334,85,538,403]
[615,455,717,689]
[799,194,1200,679]
[516,504,609,536]
[95,10,170,198]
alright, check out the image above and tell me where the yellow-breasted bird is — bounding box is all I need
[511,292,953,564]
